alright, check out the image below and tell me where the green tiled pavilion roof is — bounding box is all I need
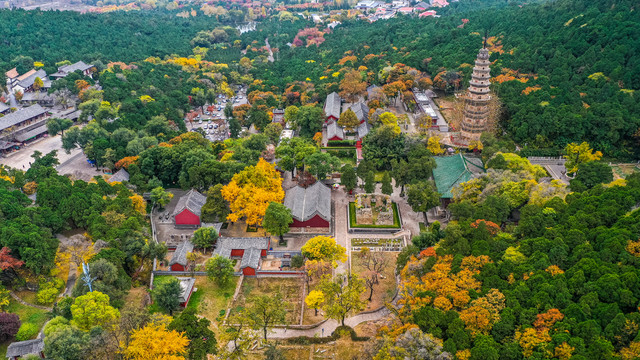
[433,154,484,199]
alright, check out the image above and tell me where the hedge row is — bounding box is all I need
[327,140,356,147]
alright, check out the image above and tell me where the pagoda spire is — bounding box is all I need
[460,44,491,141]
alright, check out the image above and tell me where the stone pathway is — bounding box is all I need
[9,291,52,311]
[268,305,390,339]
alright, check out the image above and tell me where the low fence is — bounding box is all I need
[255,270,304,278]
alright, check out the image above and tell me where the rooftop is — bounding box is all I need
[324,92,342,119]
[327,121,344,140]
[240,247,262,269]
[6,338,44,358]
[284,181,331,222]
[172,189,207,217]
[108,168,130,183]
[432,153,484,198]
[0,104,47,132]
[176,277,196,303]
[169,239,194,266]
[214,237,270,258]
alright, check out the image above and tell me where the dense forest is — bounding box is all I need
[389,152,640,359]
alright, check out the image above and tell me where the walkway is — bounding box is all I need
[9,292,52,311]
[268,305,390,339]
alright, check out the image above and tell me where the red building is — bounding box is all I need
[284,182,331,228]
[323,92,341,122]
[213,237,271,277]
[172,189,207,228]
[169,240,194,272]
[176,277,196,307]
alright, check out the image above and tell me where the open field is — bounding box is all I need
[351,252,398,311]
[232,278,303,325]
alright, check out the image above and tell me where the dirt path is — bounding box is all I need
[9,292,52,311]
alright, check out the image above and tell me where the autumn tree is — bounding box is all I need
[262,202,293,244]
[33,76,44,91]
[0,313,20,341]
[318,274,366,326]
[0,247,24,280]
[222,310,257,359]
[221,159,284,226]
[124,323,189,360]
[339,69,367,103]
[152,277,182,315]
[205,255,234,287]
[246,293,288,340]
[564,141,602,174]
[191,226,218,254]
[302,259,332,288]
[427,137,445,155]
[305,290,324,316]
[338,108,360,131]
[71,291,120,331]
[301,236,347,265]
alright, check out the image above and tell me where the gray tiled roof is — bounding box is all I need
[176,277,196,303]
[324,92,341,119]
[0,102,9,113]
[14,124,48,142]
[108,168,130,183]
[327,121,344,140]
[20,91,53,102]
[240,247,261,269]
[0,104,47,131]
[356,122,370,139]
[214,237,270,258]
[6,338,44,358]
[62,61,93,73]
[350,102,369,122]
[172,189,206,217]
[17,69,48,89]
[284,182,331,222]
[169,240,194,266]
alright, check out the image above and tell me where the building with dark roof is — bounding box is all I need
[6,338,45,359]
[169,239,194,272]
[0,102,10,115]
[108,168,130,183]
[349,102,370,123]
[214,237,271,276]
[173,189,207,227]
[161,277,196,307]
[19,91,54,107]
[272,108,285,124]
[13,69,51,94]
[327,121,344,141]
[0,105,49,145]
[51,61,94,79]
[432,153,484,206]
[323,92,341,122]
[284,182,331,228]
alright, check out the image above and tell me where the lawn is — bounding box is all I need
[6,297,50,340]
[232,278,303,325]
[351,251,398,311]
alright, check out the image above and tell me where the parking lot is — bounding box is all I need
[184,89,248,142]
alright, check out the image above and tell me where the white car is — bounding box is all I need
[198,119,202,124]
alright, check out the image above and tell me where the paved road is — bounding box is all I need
[0,135,82,170]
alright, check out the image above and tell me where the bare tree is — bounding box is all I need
[358,247,388,302]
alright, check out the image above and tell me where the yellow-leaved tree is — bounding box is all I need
[221,159,284,226]
[123,323,189,360]
[564,141,602,174]
[301,236,347,266]
[427,136,445,155]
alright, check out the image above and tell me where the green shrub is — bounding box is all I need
[37,278,64,305]
[15,323,39,341]
[327,140,356,147]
